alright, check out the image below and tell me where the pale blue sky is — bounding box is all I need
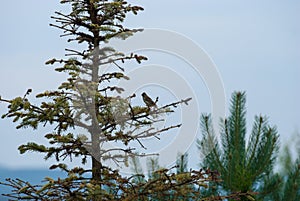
[0,0,299,169]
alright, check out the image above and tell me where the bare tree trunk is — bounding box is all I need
[86,0,102,184]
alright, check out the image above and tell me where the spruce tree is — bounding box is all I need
[0,1,243,200]
[198,91,279,201]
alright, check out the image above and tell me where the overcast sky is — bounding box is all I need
[0,0,299,169]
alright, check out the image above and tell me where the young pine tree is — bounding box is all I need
[198,91,279,201]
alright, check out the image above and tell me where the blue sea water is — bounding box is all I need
[0,167,65,201]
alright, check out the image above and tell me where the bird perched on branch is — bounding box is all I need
[142,92,157,108]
